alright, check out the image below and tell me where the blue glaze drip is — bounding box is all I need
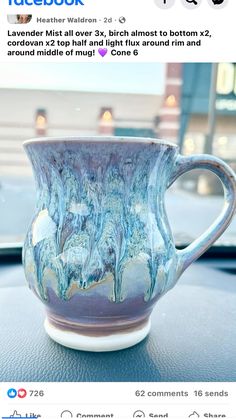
[23,140,179,303]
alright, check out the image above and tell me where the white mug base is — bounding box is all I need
[44,317,151,352]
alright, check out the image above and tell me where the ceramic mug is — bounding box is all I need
[23,137,236,351]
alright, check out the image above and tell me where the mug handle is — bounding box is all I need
[169,154,236,276]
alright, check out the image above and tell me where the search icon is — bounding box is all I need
[182,0,201,8]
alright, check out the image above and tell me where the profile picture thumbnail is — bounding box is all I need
[7,14,32,24]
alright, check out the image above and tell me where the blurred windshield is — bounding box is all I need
[0,62,235,247]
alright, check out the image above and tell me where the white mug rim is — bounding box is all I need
[23,136,178,148]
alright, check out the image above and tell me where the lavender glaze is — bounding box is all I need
[23,137,236,338]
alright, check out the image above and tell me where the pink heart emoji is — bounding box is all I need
[18,388,27,398]
[98,48,108,58]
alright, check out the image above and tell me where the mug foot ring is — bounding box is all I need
[44,317,151,352]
